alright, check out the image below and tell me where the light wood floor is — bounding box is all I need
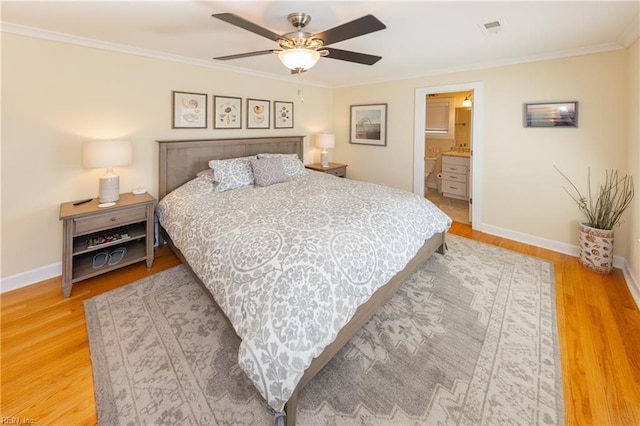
[2,222,639,425]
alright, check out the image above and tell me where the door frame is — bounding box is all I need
[414,82,484,227]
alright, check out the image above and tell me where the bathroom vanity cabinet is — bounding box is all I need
[441,154,470,200]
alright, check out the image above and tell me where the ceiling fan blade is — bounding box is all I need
[214,50,275,61]
[325,47,382,65]
[313,15,386,46]
[212,13,281,41]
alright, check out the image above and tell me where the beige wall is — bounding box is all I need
[332,50,633,260]
[1,33,333,279]
[2,32,638,299]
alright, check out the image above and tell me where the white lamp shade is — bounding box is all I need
[83,139,132,169]
[315,134,335,149]
[278,48,321,71]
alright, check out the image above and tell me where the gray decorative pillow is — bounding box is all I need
[257,153,308,178]
[208,157,255,192]
[250,157,290,187]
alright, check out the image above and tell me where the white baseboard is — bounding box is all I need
[477,222,625,267]
[477,223,579,257]
[4,225,638,310]
[622,262,640,310]
[1,262,61,294]
[476,223,636,307]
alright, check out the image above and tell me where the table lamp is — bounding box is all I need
[83,139,132,204]
[315,134,335,168]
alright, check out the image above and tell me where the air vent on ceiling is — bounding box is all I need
[478,18,505,35]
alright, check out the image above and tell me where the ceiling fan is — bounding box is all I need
[212,12,386,73]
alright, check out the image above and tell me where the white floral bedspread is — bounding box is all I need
[156,172,451,413]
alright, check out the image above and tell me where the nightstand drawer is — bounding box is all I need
[305,162,348,178]
[326,166,346,177]
[74,206,147,235]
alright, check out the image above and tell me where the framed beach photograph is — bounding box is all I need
[524,101,578,128]
[274,101,294,128]
[247,98,270,129]
[350,103,387,146]
[213,95,242,129]
[172,91,207,129]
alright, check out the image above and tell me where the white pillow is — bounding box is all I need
[208,156,255,192]
[257,153,308,178]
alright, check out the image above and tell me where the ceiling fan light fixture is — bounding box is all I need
[278,48,321,71]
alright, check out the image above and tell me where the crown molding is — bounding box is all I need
[1,22,331,89]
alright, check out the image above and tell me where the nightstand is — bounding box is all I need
[305,162,348,178]
[59,192,156,298]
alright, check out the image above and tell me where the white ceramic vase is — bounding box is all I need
[578,223,614,274]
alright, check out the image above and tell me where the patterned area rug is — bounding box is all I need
[85,234,564,425]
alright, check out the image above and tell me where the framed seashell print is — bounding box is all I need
[273,101,294,129]
[172,91,207,129]
[213,95,242,129]
[247,98,270,129]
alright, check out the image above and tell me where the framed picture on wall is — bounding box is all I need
[524,101,578,128]
[247,98,270,129]
[172,91,207,129]
[274,101,294,128]
[213,95,242,129]
[350,103,387,146]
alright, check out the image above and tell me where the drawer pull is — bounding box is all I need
[110,217,117,222]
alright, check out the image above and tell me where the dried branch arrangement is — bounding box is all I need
[555,166,634,230]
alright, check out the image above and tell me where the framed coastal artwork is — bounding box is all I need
[524,101,578,128]
[274,101,294,128]
[172,91,207,129]
[350,103,387,146]
[247,98,270,129]
[213,95,242,129]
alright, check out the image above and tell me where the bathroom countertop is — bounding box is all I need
[443,150,471,157]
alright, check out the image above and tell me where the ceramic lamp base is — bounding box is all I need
[320,151,329,167]
[99,174,120,203]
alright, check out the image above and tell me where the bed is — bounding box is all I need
[156,136,451,425]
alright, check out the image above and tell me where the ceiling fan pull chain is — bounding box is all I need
[298,73,304,103]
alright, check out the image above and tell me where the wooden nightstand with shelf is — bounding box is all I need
[305,162,348,178]
[59,192,156,298]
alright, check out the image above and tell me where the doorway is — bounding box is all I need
[425,91,472,223]
[413,82,484,227]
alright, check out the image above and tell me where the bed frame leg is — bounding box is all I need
[284,389,298,426]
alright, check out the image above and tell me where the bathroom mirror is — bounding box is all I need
[454,108,471,146]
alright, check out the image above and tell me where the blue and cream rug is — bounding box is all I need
[85,234,564,425]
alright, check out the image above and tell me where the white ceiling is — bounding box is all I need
[2,1,639,87]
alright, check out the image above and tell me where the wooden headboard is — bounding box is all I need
[156,136,304,199]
